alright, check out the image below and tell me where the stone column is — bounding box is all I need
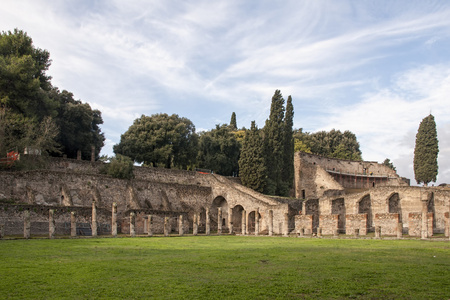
[179,215,184,236]
[91,146,95,162]
[255,208,259,236]
[164,216,170,237]
[49,209,55,239]
[241,210,246,235]
[77,150,82,160]
[397,222,403,239]
[299,228,304,237]
[91,201,97,237]
[205,208,210,236]
[24,209,30,239]
[71,211,77,237]
[354,228,359,238]
[111,203,117,237]
[217,207,222,235]
[245,210,249,235]
[130,212,136,237]
[228,207,233,234]
[375,226,381,239]
[302,201,306,215]
[283,213,289,237]
[421,199,428,239]
[193,213,198,236]
[0,223,4,239]
[268,210,273,236]
[147,215,153,237]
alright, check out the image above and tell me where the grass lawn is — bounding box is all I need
[0,236,449,299]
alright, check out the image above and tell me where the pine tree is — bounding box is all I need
[230,112,237,130]
[280,95,294,196]
[238,121,266,192]
[413,114,439,186]
[263,90,285,195]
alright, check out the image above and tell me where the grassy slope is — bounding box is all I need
[0,236,449,299]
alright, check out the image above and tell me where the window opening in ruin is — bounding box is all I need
[372,182,375,188]
[301,189,306,199]
[222,218,226,226]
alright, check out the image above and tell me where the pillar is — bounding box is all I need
[179,215,184,236]
[397,222,403,239]
[91,201,97,237]
[205,208,210,236]
[375,226,381,239]
[268,210,273,236]
[421,199,428,239]
[24,209,30,239]
[164,216,170,237]
[91,146,95,162]
[111,203,117,237]
[255,208,259,236]
[77,150,82,160]
[130,212,135,237]
[283,213,289,237]
[0,223,4,239]
[245,210,249,235]
[147,215,153,237]
[193,213,198,236]
[299,228,304,237]
[302,201,306,215]
[354,228,359,238]
[241,210,246,235]
[49,209,55,239]
[228,207,233,234]
[217,207,222,235]
[71,211,77,237]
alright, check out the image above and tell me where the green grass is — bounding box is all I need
[0,236,449,299]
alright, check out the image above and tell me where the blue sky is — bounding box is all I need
[1,0,450,185]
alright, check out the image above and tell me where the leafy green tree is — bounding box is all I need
[104,155,134,179]
[382,158,396,172]
[414,114,439,186]
[230,112,237,130]
[263,90,285,195]
[50,89,105,160]
[114,113,197,169]
[238,121,267,192]
[197,124,240,176]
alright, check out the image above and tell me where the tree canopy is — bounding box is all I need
[114,113,197,169]
[413,114,439,186]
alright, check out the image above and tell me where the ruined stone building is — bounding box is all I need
[294,152,449,237]
[0,152,449,239]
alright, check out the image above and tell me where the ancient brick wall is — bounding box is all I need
[374,213,399,236]
[319,214,338,235]
[346,214,367,235]
[408,212,434,237]
[295,215,313,234]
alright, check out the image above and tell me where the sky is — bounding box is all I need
[1,0,449,185]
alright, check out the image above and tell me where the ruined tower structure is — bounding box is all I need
[294,152,449,237]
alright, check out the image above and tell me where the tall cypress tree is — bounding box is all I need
[238,121,266,192]
[263,90,285,195]
[281,95,294,196]
[413,114,439,186]
[230,112,237,130]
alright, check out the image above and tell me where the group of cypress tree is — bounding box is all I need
[239,90,294,197]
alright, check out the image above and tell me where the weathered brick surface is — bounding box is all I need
[295,215,313,234]
[346,214,367,235]
[319,214,338,235]
[374,213,399,236]
[408,212,434,237]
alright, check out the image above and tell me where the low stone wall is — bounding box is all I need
[346,214,367,235]
[295,215,313,235]
[374,213,399,236]
[319,214,338,235]
[408,212,434,237]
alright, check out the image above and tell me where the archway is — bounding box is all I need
[247,210,261,234]
[232,205,244,233]
[332,198,346,233]
[211,196,228,233]
[388,193,402,222]
[358,194,372,232]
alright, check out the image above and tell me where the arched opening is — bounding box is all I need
[247,210,261,234]
[358,194,372,232]
[388,193,402,222]
[232,205,244,233]
[211,196,228,233]
[332,198,346,233]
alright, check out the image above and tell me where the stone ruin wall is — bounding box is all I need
[0,157,290,236]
